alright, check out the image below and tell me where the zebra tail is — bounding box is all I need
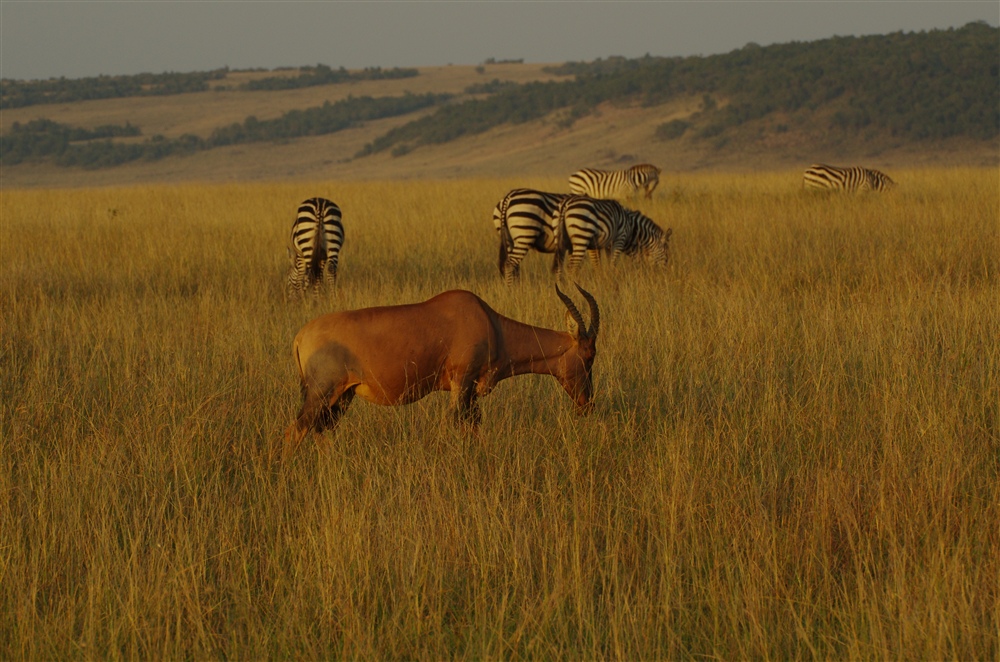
[553,197,571,273]
[498,196,515,276]
[307,223,327,285]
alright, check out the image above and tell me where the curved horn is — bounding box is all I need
[555,284,587,336]
[575,283,600,338]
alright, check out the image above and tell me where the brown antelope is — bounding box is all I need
[282,284,600,457]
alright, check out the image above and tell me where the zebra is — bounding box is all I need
[803,164,896,192]
[286,197,344,297]
[568,163,661,200]
[493,188,569,285]
[554,195,672,275]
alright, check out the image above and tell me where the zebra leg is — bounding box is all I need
[566,248,587,276]
[608,240,629,267]
[286,260,307,300]
[310,258,327,296]
[324,256,338,289]
[503,246,527,285]
[502,256,515,285]
[503,262,522,286]
[587,249,602,269]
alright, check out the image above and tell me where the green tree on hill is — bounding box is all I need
[360,21,998,156]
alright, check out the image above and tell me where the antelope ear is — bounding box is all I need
[565,309,581,338]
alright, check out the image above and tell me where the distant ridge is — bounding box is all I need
[363,22,998,156]
[1,22,996,185]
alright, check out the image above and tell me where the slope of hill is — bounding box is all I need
[1,23,997,189]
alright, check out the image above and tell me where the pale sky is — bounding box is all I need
[1,1,997,81]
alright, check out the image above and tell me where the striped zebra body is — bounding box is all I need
[568,163,661,200]
[555,195,672,274]
[803,164,896,192]
[286,197,344,296]
[493,188,569,284]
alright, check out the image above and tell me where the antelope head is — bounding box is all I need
[555,283,600,413]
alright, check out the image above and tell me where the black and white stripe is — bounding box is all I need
[555,195,672,274]
[286,197,344,296]
[493,188,569,284]
[803,164,896,192]
[568,163,661,200]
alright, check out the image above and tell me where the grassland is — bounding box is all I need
[1,170,997,659]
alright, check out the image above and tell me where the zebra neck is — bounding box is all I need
[619,214,644,251]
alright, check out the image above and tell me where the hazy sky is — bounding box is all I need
[2,1,997,81]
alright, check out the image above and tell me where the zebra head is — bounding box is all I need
[633,164,662,198]
[868,169,896,191]
[648,227,672,268]
[628,210,672,268]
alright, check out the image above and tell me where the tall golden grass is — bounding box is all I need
[1,170,997,659]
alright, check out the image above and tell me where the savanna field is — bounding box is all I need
[1,170,997,658]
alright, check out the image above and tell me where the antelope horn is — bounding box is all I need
[555,283,587,336]
[575,283,600,338]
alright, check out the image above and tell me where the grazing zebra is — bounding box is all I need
[568,163,661,200]
[286,197,344,296]
[803,164,896,192]
[493,188,569,285]
[554,195,672,275]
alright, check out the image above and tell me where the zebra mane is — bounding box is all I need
[621,209,666,251]
[634,209,664,236]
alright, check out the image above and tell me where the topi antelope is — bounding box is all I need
[282,284,600,457]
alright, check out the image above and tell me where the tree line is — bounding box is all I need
[3,21,996,169]
[1,93,448,169]
[361,21,997,156]
[0,70,230,109]
[239,64,418,91]
[0,64,419,109]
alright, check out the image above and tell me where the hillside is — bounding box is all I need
[1,23,997,188]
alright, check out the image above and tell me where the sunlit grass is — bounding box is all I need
[1,170,997,658]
